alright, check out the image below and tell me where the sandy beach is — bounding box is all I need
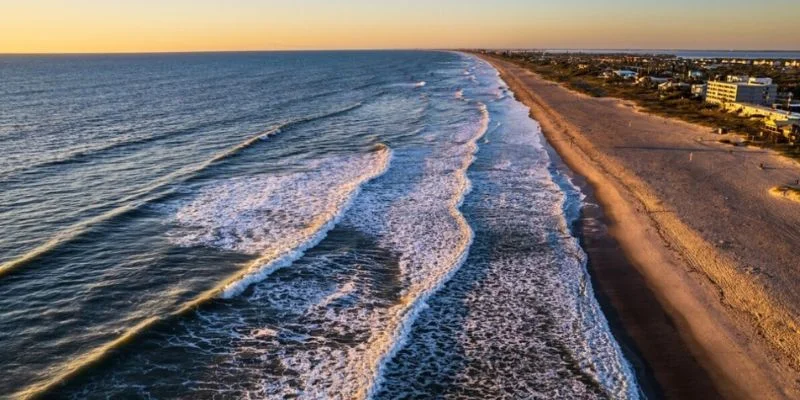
[479,54,800,399]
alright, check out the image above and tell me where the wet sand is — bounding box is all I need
[480,54,800,399]
[550,145,722,399]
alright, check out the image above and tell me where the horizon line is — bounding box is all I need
[2,47,800,56]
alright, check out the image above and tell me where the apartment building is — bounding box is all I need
[705,76,778,106]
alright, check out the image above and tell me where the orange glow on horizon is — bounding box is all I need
[2,1,798,53]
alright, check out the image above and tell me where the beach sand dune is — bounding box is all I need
[480,55,800,400]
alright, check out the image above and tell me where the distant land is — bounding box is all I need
[505,49,800,59]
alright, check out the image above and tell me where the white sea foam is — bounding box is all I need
[334,102,490,398]
[0,103,366,281]
[493,58,637,398]
[208,60,638,398]
[211,56,639,399]
[169,145,392,298]
[171,54,634,400]
[203,99,492,400]
[59,53,639,400]
[369,54,639,399]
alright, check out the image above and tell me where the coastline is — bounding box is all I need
[548,144,722,399]
[477,53,800,399]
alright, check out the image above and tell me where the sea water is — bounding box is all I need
[0,51,639,399]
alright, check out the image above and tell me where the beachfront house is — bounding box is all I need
[658,81,690,92]
[722,102,798,121]
[687,70,705,80]
[763,120,800,143]
[726,75,750,83]
[613,70,638,80]
[715,100,800,142]
[636,76,670,85]
[691,84,707,99]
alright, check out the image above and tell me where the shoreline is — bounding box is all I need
[478,53,800,399]
[548,144,722,399]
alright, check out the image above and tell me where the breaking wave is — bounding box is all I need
[0,103,364,280]
[171,144,394,298]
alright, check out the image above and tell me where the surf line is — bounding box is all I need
[0,102,364,281]
[15,143,391,400]
[358,102,490,399]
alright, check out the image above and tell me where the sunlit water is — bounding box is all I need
[0,51,639,399]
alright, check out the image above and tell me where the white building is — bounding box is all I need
[748,77,773,85]
[614,70,638,79]
[705,76,778,106]
[691,84,707,98]
[658,81,690,91]
[635,76,670,85]
[687,70,705,79]
[726,75,750,83]
[722,102,799,122]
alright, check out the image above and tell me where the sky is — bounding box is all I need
[1,0,799,53]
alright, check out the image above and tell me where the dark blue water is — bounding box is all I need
[0,51,638,399]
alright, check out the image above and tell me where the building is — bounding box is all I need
[635,76,670,85]
[614,70,638,79]
[722,102,800,122]
[763,119,800,142]
[747,77,773,85]
[722,59,752,65]
[658,81,690,91]
[786,103,800,113]
[776,92,795,108]
[687,70,705,79]
[721,103,800,141]
[691,84,707,98]
[753,60,782,68]
[705,77,778,106]
[725,75,756,83]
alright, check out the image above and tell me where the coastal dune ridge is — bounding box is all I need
[477,53,800,399]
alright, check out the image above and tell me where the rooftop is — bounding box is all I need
[735,103,800,119]
[711,81,775,87]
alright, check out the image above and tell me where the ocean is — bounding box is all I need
[0,51,639,399]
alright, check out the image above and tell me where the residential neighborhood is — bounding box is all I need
[491,50,800,149]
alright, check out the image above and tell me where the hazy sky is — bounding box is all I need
[2,0,799,53]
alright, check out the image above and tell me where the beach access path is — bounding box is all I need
[479,55,800,400]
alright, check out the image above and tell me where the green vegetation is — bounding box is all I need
[493,52,800,160]
[513,58,763,132]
